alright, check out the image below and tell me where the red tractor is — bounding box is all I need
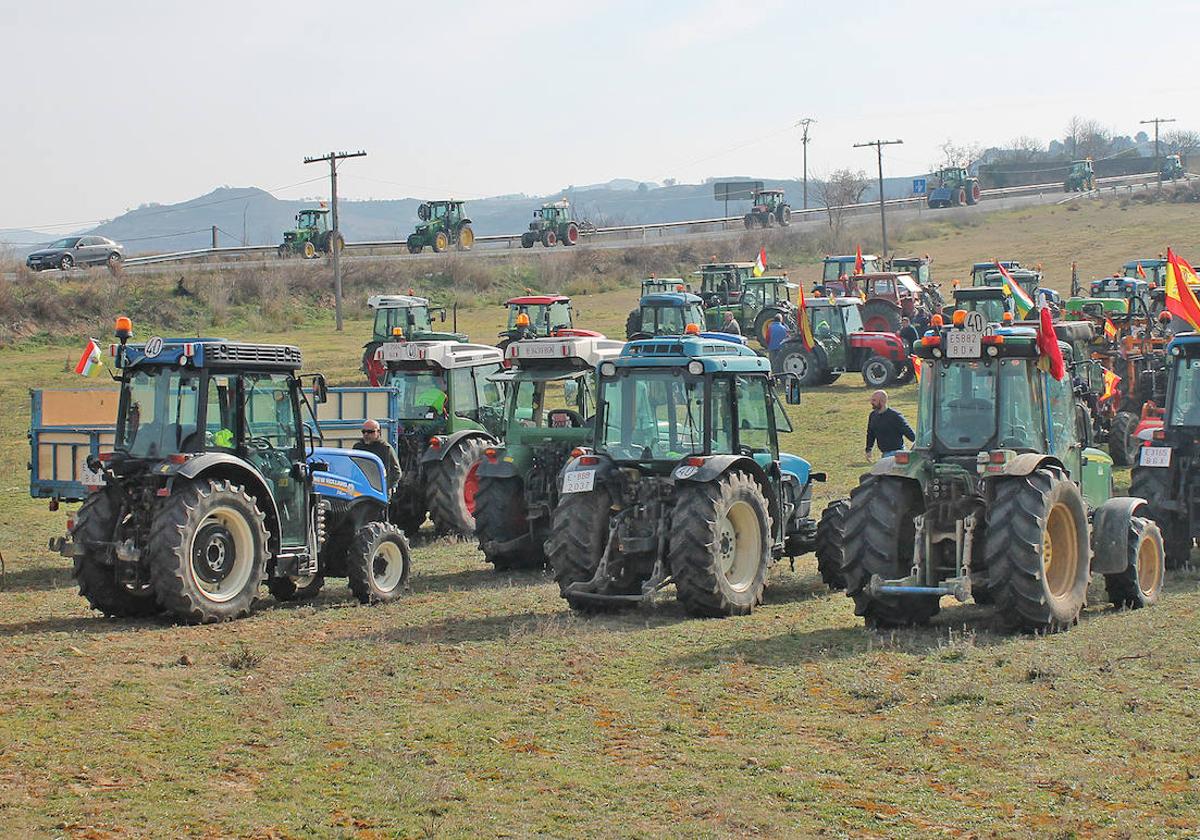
[775,296,915,388]
[856,272,927,333]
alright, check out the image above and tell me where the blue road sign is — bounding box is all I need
[912,178,927,195]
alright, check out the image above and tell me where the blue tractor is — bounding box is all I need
[546,336,825,616]
[38,321,411,623]
[625,290,708,339]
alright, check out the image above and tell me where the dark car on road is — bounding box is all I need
[26,235,125,271]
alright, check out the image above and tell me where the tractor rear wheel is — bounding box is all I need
[985,467,1089,633]
[267,573,324,602]
[968,182,982,205]
[346,521,411,604]
[670,471,772,617]
[814,499,849,590]
[1130,465,1191,568]
[861,355,897,388]
[425,437,488,537]
[148,479,269,624]
[841,475,939,627]
[474,476,538,570]
[547,485,635,612]
[71,489,161,618]
[955,187,968,206]
[765,212,776,228]
[564,222,579,245]
[861,300,902,334]
[752,311,776,347]
[521,232,535,248]
[1104,516,1164,609]
[433,231,450,253]
[541,229,557,247]
[1109,410,1139,466]
[458,225,475,250]
[778,344,825,386]
[778,206,791,226]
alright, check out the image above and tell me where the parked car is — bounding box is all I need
[26,236,124,271]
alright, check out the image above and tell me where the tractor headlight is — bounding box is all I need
[687,361,704,375]
[600,362,616,377]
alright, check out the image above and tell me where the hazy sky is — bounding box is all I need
[4,0,1197,233]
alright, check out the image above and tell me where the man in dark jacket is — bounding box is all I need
[898,317,920,348]
[865,390,915,460]
[355,419,402,492]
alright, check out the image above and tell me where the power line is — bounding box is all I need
[1140,116,1176,190]
[797,118,815,211]
[854,139,903,257]
[304,150,366,332]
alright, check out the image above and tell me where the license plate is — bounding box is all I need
[562,469,596,494]
[945,331,981,358]
[79,463,106,487]
[1138,446,1171,468]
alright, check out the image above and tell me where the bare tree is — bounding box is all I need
[1163,129,1200,156]
[1004,135,1045,163]
[814,169,869,250]
[933,139,984,171]
[1063,116,1111,159]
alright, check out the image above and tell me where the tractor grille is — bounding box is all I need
[625,340,732,357]
[205,342,302,368]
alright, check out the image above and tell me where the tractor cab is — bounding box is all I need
[694,262,756,306]
[1123,259,1168,286]
[295,208,329,233]
[534,200,570,226]
[953,287,1015,325]
[361,295,466,386]
[821,254,881,286]
[970,261,1022,287]
[889,256,933,286]
[1065,159,1096,191]
[640,277,691,295]
[500,295,591,344]
[628,292,707,339]
[752,189,785,212]
[374,340,505,435]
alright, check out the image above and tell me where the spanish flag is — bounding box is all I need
[1136,262,1147,279]
[911,355,923,381]
[796,285,815,351]
[1035,304,1066,381]
[1100,368,1121,403]
[1103,317,1118,342]
[753,247,766,278]
[1164,248,1200,331]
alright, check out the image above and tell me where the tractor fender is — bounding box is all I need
[850,331,908,362]
[172,454,284,550]
[1090,496,1149,574]
[671,455,780,532]
[458,217,473,227]
[419,429,497,464]
[868,454,926,479]
[476,452,521,480]
[993,453,1066,478]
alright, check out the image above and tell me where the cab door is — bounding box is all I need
[241,373,309,549]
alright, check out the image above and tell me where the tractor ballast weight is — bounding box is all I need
[521,199,580,248]
[927,167,982,209]
[546,336,824,617]
[361,294,467,386]
[834,319,1164,633]
[279,208,344,259]
[407,200,474,254]
[743,188,791,229]
[474,335,625,570]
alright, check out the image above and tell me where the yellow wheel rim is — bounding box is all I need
[435,232,448,250]
[1136,532,1162,597]
[1042,501,1079,599]
[461,228,474,247]
[303,241,316,258]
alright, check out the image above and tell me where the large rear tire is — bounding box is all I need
[777,344,825,386]
[984,468,1089,633]
[778,206,791,226]
[71,490,161,618]
[814,499,848,590]
[546,486,633,612]
[148,479,269,624]
[1109,410,1139,467]
[458,225,474,251]
[474,476,536,570]
[841,475,939,627]
[346,521,411,604]
[670,471,772,617]
[564,222,579,245]
[1130,465,1191,568]
[425,437,489,537]
[1104,516,1164,609]
[861,300,902,334]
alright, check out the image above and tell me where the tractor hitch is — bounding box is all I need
[868,573,972,602]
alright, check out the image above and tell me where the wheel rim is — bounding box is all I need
[782,352,809,379]
[304,242,315,258]
[1136,533,1163,597]
[436,233,448,250]
[371,540,405,592]
[461,229,474,247]
[716,500,762,592]
[62,256,72,269]
[463,461,480,516]
[865,361,887,385]
[188,506,255,602]
[568,226,578,243]
[1042,501,1079,599]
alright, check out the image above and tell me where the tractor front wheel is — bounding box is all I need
[861,355,897,388]
[425,438,489,537]
[521,232,535,248]
[303,241,317,259]
[407,241,423,255]
[1104,516,1164,609]
[985,467,1090,633]
[1108,410,1139,467]
[814,499,849,590]
[277,244,290,259]
[670,471,772,617]
[346,521,411,604]
[1130,465,1191,568]
[433,231,450,253]
[541,229,557,247]
[474,477,536,570]
[458,225,475,250]
[148,479,269,624]
[71,489,161,618]
[955,187,968,206]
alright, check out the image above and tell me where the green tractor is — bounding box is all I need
[1161,153,1185,181]
[361,294,467,385]
[407,200,474,254]
[703,275,798,346]
[546,336,825,616]
[474,336,625,570]
[835,316,1165,632]
[694,262,756,308]
[343,338,506,536]
[743,188,791,228]
[927,167,982,208]
[279,207,345,258]
[521,199,581,248]
[1064,159,1096,192]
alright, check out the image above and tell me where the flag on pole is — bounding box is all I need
[74,339,103,377]
[753,247,766,277]
[795,285,815,351]
[1100,368,1121,403]
[1164,248,1200,331]
[1035,304,1066,381]
[995,260,1035,318]
[854,245,864,275]
[1136,262,1147,279]
[911,355,923,381]
[1103,317,1118,342]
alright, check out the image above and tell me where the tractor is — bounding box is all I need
[1123,258,1167,286]
[639,277,692,296]
[546,336,825,616]
[855,272,927,334]
[44,321,412,623]
[407,200,474,254]
[279,207,344,258]
[350,338,507,536]
[694,262,756,308]
[835,315,1164,632]
[1129,332,1200,569]
[1064,159,1096,192]
[704,275,798,346]
[361,294,466,386]
[888,256,933,286]
[474,336,625,570]
[819,254,881,292]
[775,296,915,388]
[927,167,982,208]
[497,294,601,352]
[972,265,1062,313]
[970,260,1021,287]
[522,199,581,248]
[1161,153,1185,181]
[743,188,791,228]
[1086,276,1156,314]
[626,291,708,340]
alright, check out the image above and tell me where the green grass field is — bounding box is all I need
[1,200,1198,838]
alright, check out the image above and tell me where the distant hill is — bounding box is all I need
[10,173,929,256]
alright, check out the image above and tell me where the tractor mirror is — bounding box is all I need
[774,374,802,405]
[440,309,446,322]
[312,374,328,405]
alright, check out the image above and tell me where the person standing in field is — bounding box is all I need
[766,313,789,371]
[865,390,914,461]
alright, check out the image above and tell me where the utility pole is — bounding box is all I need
[1140,117,1176,191]
[303,149,366,331]
[854,138,903,257]
[796,118,815,210]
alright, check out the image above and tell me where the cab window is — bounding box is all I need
[735,376,775,456]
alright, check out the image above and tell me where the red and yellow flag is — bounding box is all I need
[1165,248,1200,331]
[1136,262,1147,279]
[911,355,923,381]
[1103,317,1118,342]
[753,247,767,277]
[796,285,815,351]
[1100,368,1121,403]
[1036,305,1066,381]
[854,245,864,275]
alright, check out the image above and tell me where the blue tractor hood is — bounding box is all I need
[309,446,388,504]
[778,452,811,485]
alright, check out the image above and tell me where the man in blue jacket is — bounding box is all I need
[766,314,790,371]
